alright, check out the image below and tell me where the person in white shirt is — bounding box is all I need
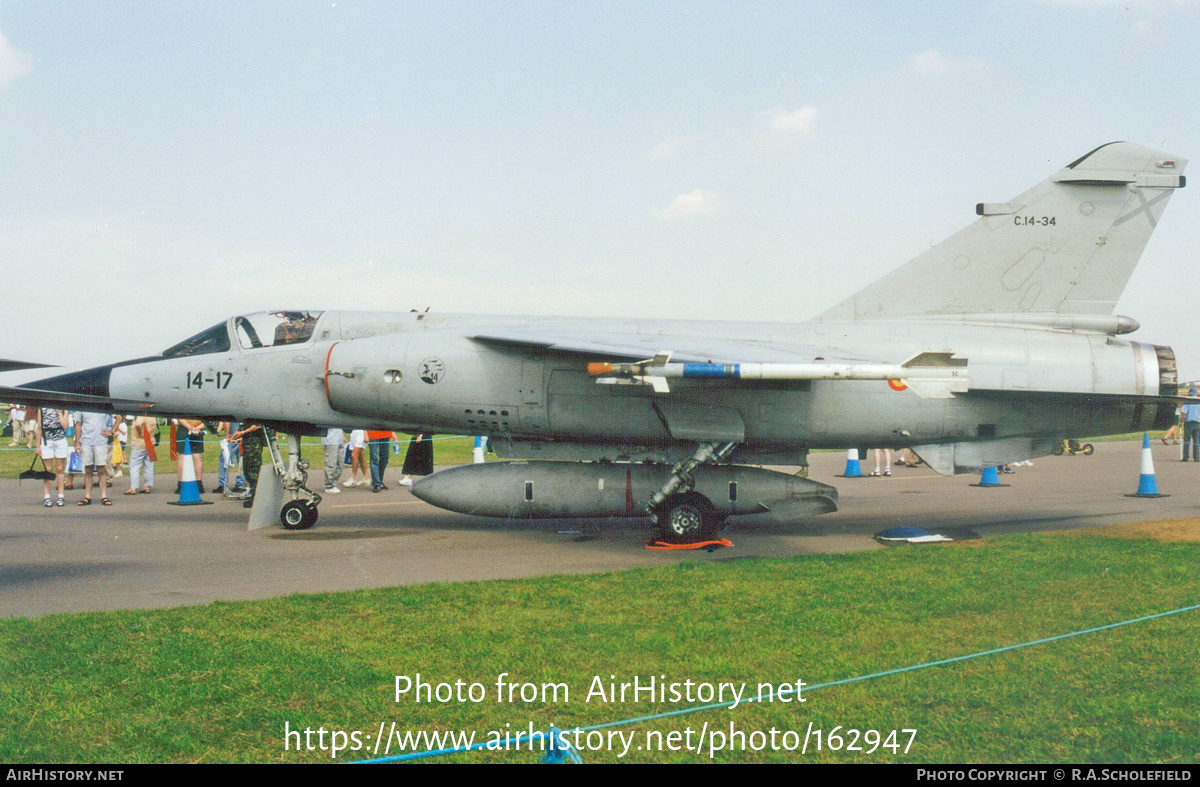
[75,411,114,505]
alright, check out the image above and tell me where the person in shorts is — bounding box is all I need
[109,416,128,478]
[174,419,207,493]
[24,410,37,448]
[344,429,368,487]
[75,411,114,505]
[35,407,70,507]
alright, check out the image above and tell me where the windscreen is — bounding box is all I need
[161,322,232,358]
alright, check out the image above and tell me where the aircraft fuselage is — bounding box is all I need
[54,309,1171,474]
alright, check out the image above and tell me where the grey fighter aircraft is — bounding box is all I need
[2,141,1189,543]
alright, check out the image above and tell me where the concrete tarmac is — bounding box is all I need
[2,439,1197,618]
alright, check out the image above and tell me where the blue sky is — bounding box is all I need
[1,1,1198,371]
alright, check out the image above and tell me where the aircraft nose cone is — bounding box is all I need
[23,364,113,398]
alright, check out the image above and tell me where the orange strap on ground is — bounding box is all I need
[645,538,733,551]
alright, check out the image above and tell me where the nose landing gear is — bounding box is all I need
[268,431,322,530]
[246,428,323,531]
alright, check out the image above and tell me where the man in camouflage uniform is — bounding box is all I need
[232,423,268,508]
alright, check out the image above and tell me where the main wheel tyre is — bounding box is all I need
[280,500,318,530]
[656,492,718,545]
[1052,444,1065,456]
[1081,443,1094,455]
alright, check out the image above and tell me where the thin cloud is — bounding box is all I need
[1022,0,1196,35]
[650,136,692,160]
[656,189,720,220]
[761,105,818,133]
[1025,0,1190,7]
[0,25,32,91]
[909,49,986,77]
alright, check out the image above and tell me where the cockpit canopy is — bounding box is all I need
[161,311,324,358]
[234,311,322,349]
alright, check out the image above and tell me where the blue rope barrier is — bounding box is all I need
[352,601,1200,764]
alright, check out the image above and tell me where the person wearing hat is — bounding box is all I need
[1181,385,1200,461]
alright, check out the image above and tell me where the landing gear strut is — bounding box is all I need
[648,442,736,544]
[265,430,322,530]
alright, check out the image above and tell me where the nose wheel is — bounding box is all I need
[280,499,319,530]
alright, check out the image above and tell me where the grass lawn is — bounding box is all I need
[0,522,1196,764]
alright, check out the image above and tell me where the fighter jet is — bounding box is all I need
[1,141,1189,543]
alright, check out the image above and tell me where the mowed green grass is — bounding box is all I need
[0,529,1196,764]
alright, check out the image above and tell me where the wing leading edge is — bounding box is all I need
[470,331,847,365]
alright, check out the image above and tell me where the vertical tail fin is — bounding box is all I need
[819,141,1187,320]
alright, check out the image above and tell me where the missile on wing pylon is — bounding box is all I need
[410,460,838,520]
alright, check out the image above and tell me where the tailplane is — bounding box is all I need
[819,141,1186,320]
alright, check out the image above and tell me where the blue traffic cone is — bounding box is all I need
[838,448,863,478]
[1127,432,1169,498]
[970,466,1010,487]
[168,433,213,506]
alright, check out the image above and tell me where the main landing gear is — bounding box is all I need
[1053,439,1094,456]
[265,429,322,530]
[647,442,736,545]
